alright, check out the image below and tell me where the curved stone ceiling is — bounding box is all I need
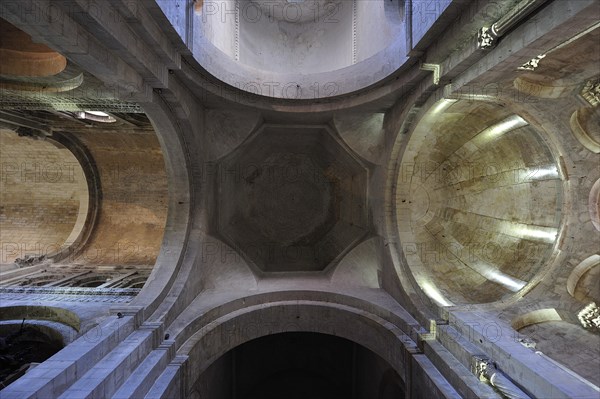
[248,0,344,23]
[0,18,66,77]
[192,0,405,99]
[0,19,82,94]
[396,99,564,305]
[216,124,369,272]
[0,129,89,264]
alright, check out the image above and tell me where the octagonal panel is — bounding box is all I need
[216,124,368,272]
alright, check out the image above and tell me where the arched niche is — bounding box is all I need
[569,108,600,154]
[567,255,600,302]
[590,179,600,231]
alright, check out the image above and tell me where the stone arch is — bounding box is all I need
[589,179,600,231]
[126,97,192,318]
[511,308,564,331]
[513,77,577,99]
[569,108,600,154]
[566,254,600,302]
[176,298,415,396]
[0,319,75,346]
[189,331,405,399]
[0,305,80,332]
[68,273,115,288]
[45,131,101,264]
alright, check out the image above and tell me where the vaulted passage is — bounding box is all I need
[190,332,404,399]
[0,109,169,296]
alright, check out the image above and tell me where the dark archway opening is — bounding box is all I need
[0,323,63,389]
[190,332,405,399]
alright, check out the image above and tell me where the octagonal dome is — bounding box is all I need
[216,124,369,272]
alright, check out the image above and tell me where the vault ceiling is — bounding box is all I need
[216,124,369,272]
